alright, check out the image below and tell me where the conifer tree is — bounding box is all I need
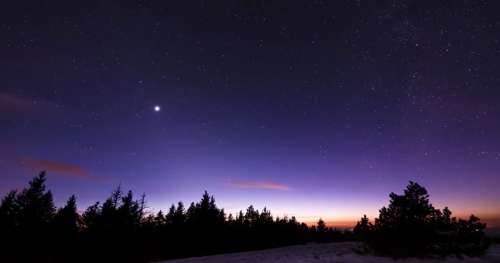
[0,190,19,231]
[54,195,80,234]
[316,218,327,233]
[353,215,371,239]
[16,172,55,230]
[82,202,100,230]
[173,201,185,225]
[166,204,176,224]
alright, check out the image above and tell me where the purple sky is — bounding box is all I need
[1,1,500,227]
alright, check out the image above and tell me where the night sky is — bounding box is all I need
[1,1,500,227]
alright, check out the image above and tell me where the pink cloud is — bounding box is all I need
[0,92,35,113]
[0,92,55,115]
[226,180,290,191]
[20,157,94,180]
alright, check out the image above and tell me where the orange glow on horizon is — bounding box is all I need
[299,214,500,229]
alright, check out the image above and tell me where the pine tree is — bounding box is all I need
[154,210,166,226]
[186,202,196,222]
[227,213,234,223]
[259,207,273,224]
[99,186,122,230]
[316,218,327,233]
[200,191,210,211]
[236,210,244,225]
[54,195,80,234]
[173,201,185,225]
[16,172,55,230]
[245,205,259,226]
[353,215,371,239]
[377,181,435,230]
[166,204,176,224]
[82,202,101,230]
[118,190,142,228]
[368,181,489,256]
[0,190,19,231]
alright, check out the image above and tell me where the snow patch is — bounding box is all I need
[157,242,500,263]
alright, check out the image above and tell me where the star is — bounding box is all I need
[154,105,161,112]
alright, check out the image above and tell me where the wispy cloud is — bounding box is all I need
[0,92,55,115]
[226,180,290,191]
[20,158,94,180]
[0,92,35,113]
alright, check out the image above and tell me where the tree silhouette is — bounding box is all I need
[53,195,80,234]
[16,172,55,231]
[117,190,143,229]
[364,181,489,257]
[313,218,346,243]
[173,201,186,225]
[0,172,56,262]
[186,202,196,223]
[227,213,234,223]
[353,214,371,240]
[166,204,176,224]
[0,190,19,232]
[82,201,100,230]
[153,210,166,226]
[236,210,245,225]
[51,195,80,261]
[316,218,327,233]
[259,207,273,225]
[244,205,259,226]
[0,174,491,262]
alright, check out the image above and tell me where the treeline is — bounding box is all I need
[0,173,491,262]
[0,172,350,263]
[352,181,490,257]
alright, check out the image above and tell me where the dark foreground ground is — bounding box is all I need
[158,242,500,263]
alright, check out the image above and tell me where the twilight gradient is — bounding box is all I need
[1,1,500,227]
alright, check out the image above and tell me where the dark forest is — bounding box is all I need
[0,172,490,262]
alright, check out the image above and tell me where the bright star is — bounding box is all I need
[154,105,161,112]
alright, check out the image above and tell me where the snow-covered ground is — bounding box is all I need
[158,242,500,263]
